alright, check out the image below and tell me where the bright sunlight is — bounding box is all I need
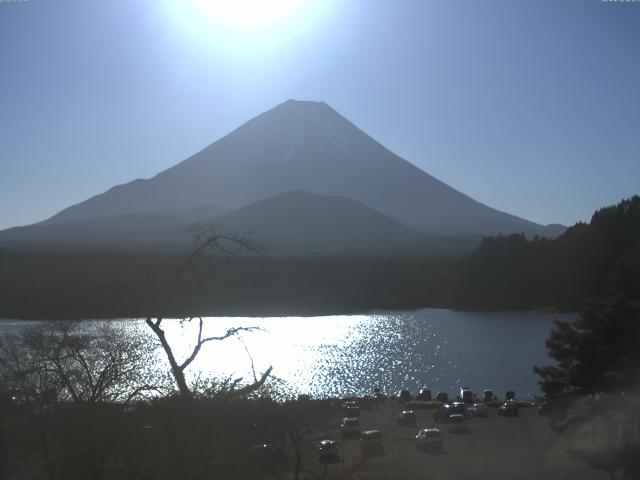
[163,0,328,56]
[189,0,304,28]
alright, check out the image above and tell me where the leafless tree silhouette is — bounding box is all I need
[146,223,271,399]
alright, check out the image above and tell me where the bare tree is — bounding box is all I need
[186,223,265,266]
[145,223,272,399]
[145,317,272,398]
[0,321,158,405]
[0,321,162,480]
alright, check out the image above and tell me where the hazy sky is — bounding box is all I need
[1,0,639,230]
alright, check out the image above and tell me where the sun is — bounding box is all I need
[164,0,325,55]
[189,0,305,29]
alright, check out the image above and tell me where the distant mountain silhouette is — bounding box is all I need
[1,99,564,253]
[539,223,567,238]
[213,190,422,255]
[0,205,222,251]
[0,191,425,254]
[0,212,190,252]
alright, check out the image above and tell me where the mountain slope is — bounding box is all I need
[42,100,556,237]
[0,205,223,252]
[213,190,422,255]
[0,191,425,255]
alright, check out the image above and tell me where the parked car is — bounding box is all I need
[395,410,417,426]
[340,417,361,437]
[505,391,516,401]
[433,402,465,422]
[360,430,384,455]
[415,428,443,450]
[417,387,432,401]
[497,402,519,416]
[483,389,495,402]
[460,387,474,404]
[435,391,449,403]
[468,403,488,417]
[448,414,467,433]
[318,439,340,462]
[397,389,412,403]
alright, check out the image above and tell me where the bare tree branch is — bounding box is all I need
[226,366,273,399]
[178,223,265,276]
[240,338,258,383]
[144,223,270,399]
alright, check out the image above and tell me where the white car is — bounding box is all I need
[448,414,467,433]
[415,428,443,450]
[468,403,488,417]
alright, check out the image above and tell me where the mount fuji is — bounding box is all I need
[0,100,564,254]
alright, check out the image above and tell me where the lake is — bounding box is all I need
[0,309,570,399]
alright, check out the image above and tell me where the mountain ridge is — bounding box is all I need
[211,189,424,255]
[2,99,565,254]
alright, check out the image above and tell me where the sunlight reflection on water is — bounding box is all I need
[2,309,570,398]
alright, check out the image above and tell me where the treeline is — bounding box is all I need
[454,196,640,310]
[1,196,638,318]
[0,250,456,319]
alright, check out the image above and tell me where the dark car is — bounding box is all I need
[483,389,495,402]
[318,439,340,463]
[460,388,474,404]
[415,428,443,450]
[397,389,412,403]
[433,402,465,422]
[340,417,361,437]
[360,430,384,455]
[497,402,519,416]
[417,387,432,401]
[434,391,449,403]
[395,410,417,426]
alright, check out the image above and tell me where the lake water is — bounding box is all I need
[0,309,570,399]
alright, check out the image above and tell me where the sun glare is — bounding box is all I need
[164,0,326,55]
[190,0,304,28]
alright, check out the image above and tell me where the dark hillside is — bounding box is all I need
[454,196,640,310]
[0,250,455,319]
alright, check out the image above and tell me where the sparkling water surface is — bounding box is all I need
[0,309,570,398]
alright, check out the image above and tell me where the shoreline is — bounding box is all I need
[0,305,574,322]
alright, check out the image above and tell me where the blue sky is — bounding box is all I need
[0,0,638,230]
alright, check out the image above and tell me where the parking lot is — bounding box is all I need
[291,399,608,480]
